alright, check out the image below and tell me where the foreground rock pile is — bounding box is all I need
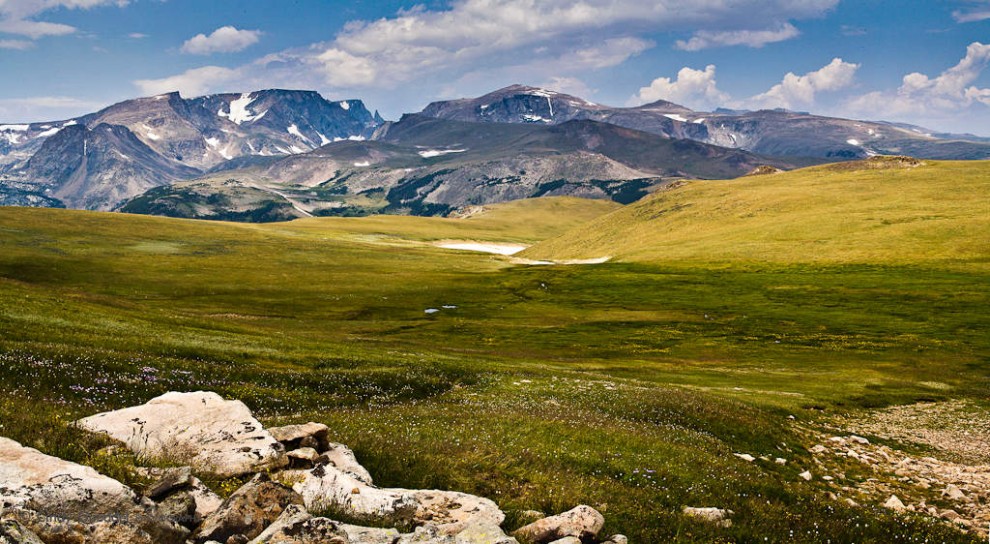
[0,392,625,544]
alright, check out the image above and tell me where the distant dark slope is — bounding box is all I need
[419,84,990,161]
[18,124,200,210]
[120,115,789,221]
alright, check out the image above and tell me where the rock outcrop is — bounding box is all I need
[0,437,188,544]
[76,391,288,477]
[512,505,605,543]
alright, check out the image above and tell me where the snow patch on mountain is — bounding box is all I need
[418,149,467,158]
[339,100,350,110]
[219,93,267,125]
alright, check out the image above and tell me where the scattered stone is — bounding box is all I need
[733,453,755,462]
[547,538,581,544]
[0,436,188,544]
[268,423,330,453]
[682,506,733,528]
[76,391,287,478]
[193,473,304,544]
[942,484,966,501]
[883,495,905,511]
[941,509,962,521]
[513,505,605,543]
[775,458,787,465]
[799,471,813,481]
[602,535,629,544]
[849,435,870,445]
[810,445,827,454]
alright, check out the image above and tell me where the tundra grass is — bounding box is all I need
[0,198,986,542]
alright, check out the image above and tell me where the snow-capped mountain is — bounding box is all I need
[0,89,384,210]
[420,85,990,161]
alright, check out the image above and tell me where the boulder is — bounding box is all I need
[0,519,45,544]
[512,505,604,543]
[76,391,287,478]
[602,535,628,544]
[682,506,733,528]
[322,443,374,485]
[188,476,225,523]
[883,495,906,511]
[0,436,188,544]
[546,538,581,544]
[289,464,418,525]
[268,423,330,453]
[246,505,348,544]
[157,490,198,529]
[193,473,304,544]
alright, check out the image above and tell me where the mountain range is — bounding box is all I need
[2,84,989,220]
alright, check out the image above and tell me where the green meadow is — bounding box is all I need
[0,161,988,542]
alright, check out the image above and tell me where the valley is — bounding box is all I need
[1,159,988,541]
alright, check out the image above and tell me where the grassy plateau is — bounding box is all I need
[0,160,988,543]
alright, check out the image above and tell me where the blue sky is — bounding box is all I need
[1,0,989,134]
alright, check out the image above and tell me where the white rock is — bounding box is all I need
[942,484,966,501]
[883,495,906,511]
[323,442,374,485]
[513,505,604,543]
[799,471,813,481]
[810,445,827,454]
[733,453,756,462]
[0,437,187,543]
[682,506,733,527]
[774,458,787,465]
[76,391,287,478]
[848,435,870,445]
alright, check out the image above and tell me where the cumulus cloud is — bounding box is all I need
[630,65,730,109]
[0,0,127,38]
[953,1,990,22]
[675,23,799,51]
[0,38,31,49]
[134,66,241,96]
[846,42,990,117]
[747,57,859,110]
[180,26,262,55]
[138,0,836,99]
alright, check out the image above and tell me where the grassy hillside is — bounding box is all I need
[523,158,990,268]
[0,190,987,542]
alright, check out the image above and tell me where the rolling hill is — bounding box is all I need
[522,157,990,266]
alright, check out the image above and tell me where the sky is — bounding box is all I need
[1,0,989,135]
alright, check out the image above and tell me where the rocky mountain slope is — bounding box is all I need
[0,90,382,210]
[421,85,990,161]
[120,114,787,221]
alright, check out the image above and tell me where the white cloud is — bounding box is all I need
[134,66,241,97]
[180,26,262,55]
[845,42,990,117]
[0,0,128,38]
[538,76,595,99]
[0,95,105,122]
[629,65,730,109]
[953,1,990,22]
[675,23,800,51]
[127,32,146,39]
[748,58,859,110]
[0,38,31,49]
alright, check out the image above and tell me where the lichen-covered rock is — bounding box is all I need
[322,443,373,485]
[193,473,304,544]
[340,523,401,544]
[512,505,604,544]
[0,437,188,544]
[76,391,287,478]
[682,506,733,528]
[0,518,45,544]
[246,504,348,544]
